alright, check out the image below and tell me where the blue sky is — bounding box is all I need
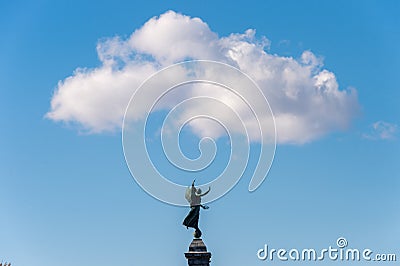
[0,1,399,265]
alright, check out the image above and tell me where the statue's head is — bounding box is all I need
[196,188,202,194]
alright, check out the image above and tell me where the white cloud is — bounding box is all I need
[363,121,398,140]
[46,10,359,144]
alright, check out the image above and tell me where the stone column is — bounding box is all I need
[185,238,212,266]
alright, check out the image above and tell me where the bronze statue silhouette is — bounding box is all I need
[183,180,210,238]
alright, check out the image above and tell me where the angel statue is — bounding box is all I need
[183,180,210,238]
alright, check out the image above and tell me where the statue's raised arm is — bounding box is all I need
[195,186,210,197]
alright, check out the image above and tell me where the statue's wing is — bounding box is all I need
[185,187,192,204]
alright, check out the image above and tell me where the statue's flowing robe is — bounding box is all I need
[183,186,200,229]
[183,205,200,229]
